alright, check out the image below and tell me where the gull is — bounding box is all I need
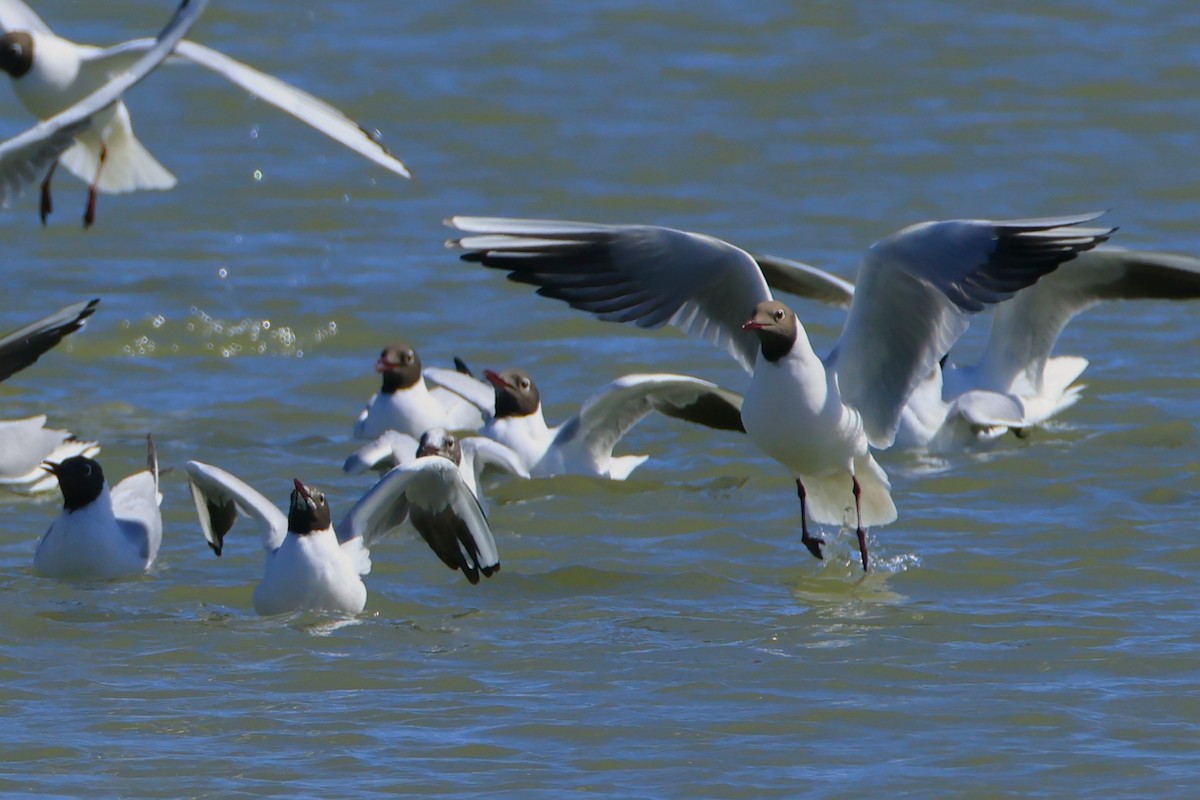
[352,344,485,441]
[447,214,1114,569]
[0,0,204,214]
[344,427,529,513]
[186,445,500,615]
[0,0,409,227]
[759,246,1200,450]
[0,298,100,492]
[35,434,161,579]
[429,365,745,480]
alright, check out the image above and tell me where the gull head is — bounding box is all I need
[0,32,34,79]
[288,479,332,534]
[741,300,799,363]
[42,455,106,512]
[485,368,540,418]
[376,343,422,391]
[416,428,463,466]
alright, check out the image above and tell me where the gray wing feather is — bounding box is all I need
[448,217,773,371]
[0,299,98,383]
[184,460,288,555]
[834,213,1113,448]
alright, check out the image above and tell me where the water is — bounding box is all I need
[2,1,1199,796]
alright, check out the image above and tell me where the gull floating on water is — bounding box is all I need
[447,213,1115,569]
[35,435,161,579]
[0,298,100,492]
[0,0,409,226]
[352,344,485,441]
[187,439,500,615]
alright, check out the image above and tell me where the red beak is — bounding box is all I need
[293,478,310,499]
[742,318,764,331]
[483,369,509,389]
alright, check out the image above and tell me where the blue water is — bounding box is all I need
[1,1,1198,797]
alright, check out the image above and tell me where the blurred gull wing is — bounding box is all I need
[0,298,98,383]
[88,36,410,179]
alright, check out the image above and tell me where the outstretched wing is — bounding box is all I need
[0,298,98,383]
[339,456,499,584]
[833,213,1114,448]
[448,217,773,372]
[0,0,51,36]
[558,372,745,466]
[975,246,1200,393]
[185,460,287,555]
[85,36,410,179]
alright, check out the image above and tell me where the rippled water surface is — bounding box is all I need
[2,1,1199,797]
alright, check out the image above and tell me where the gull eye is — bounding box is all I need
[773,308,785,321]
[81,463,92,477]
[519,379,529,390]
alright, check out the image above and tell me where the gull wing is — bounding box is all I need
[0,0,206,206]
[556,373,745,465]
[339,456,499,584]
[86,36,410,179]
[752,254,855,308]
[185,460,288,555]
[447,217,773,372]
[423,366,497,419]
[0,298,98,383]
[0,0,51,35]
[343,430,419,475]
[976,246,1200,393]
[832,213,1114,448]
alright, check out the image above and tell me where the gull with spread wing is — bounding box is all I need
[187,439,500,615]
[0,0,408,226]
[447,213,1114,569]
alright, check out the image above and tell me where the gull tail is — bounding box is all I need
[802,456,897,530]
[59,108,176,194]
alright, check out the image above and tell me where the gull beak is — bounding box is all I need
[741,318,764,331]
[292,478,311,500]
[483,369,509,390]
[41,461,60,476]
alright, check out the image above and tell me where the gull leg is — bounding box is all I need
[83,145,107,229]
[852,476,869,571]
[39,161,57,225]
[796,478,824,560]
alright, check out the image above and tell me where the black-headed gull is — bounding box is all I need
[344,427,528,513]
[447,214,1115,569]
[760,246,1200,451]
[0,298,100,492]
[186,451,499,615]
[0,0,409,226]
[0,0,204,215]
[352,344,485,441]
[35,435,161,579]
[428,365,745,480]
